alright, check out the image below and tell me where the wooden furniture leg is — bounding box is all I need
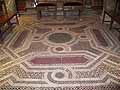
[79,9,81,18]
[0,29,2,43]
[109,19,114,30]
[102,10,105,23]
[37,10,41,19]
[39,11,42,18]
[0,28,4,43]
[16,14,19,25]
[118,30,120,41]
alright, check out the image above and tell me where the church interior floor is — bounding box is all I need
[0,9,120,90]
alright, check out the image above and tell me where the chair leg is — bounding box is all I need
[109,19,113,30]
[64,11,66,17]
[53,11,56,19]
[118,32,120,41]
[78,9,80,16]
[37,10,41,19]
[39,11,42,18]
[54,7,57,19]
[78,9,80,19]
[0,29,4,44]
[102,10,105,24]
[63,7,65,17]
[63,9,66,18]
[16,14,19,25]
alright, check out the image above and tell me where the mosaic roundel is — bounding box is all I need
[48,33,73,43]
[55,72,65,79]
[55,47,64,51]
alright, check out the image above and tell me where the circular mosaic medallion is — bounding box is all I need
[55,72,65,79]
[49,45,71,53]
[48,33,73,43]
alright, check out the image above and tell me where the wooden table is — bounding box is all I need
[0,12,19,43]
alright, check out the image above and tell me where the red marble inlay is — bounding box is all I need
[31,57,61,64]
[55,47,64,51]
[58,28,63,30]
[62,56,88,64]
[81,36,86,38]
[30,56,88,64]
[93,29,108,47]
[12,30,29,49]
[34,36,39,39]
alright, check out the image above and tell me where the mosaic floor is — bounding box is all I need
[0,15,120,90]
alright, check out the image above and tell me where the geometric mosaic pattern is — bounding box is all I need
[0,15,120,90]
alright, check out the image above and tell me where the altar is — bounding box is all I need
[35,0,84,18]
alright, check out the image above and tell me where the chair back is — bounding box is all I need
[103,0,116,12]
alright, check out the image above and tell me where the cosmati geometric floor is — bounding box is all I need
[0,15,120,90]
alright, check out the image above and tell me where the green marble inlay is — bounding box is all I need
[48,33,72,43]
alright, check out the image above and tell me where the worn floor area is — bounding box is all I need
[0,10,120,90]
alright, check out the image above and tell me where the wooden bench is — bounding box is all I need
[63,2,83,17]
[36,0,84,18]
[0,12,19,43]
[36,2,57,18]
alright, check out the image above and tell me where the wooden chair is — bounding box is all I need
[102,0,120,40]
[0,12,19,43]
[36,2,57,18]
